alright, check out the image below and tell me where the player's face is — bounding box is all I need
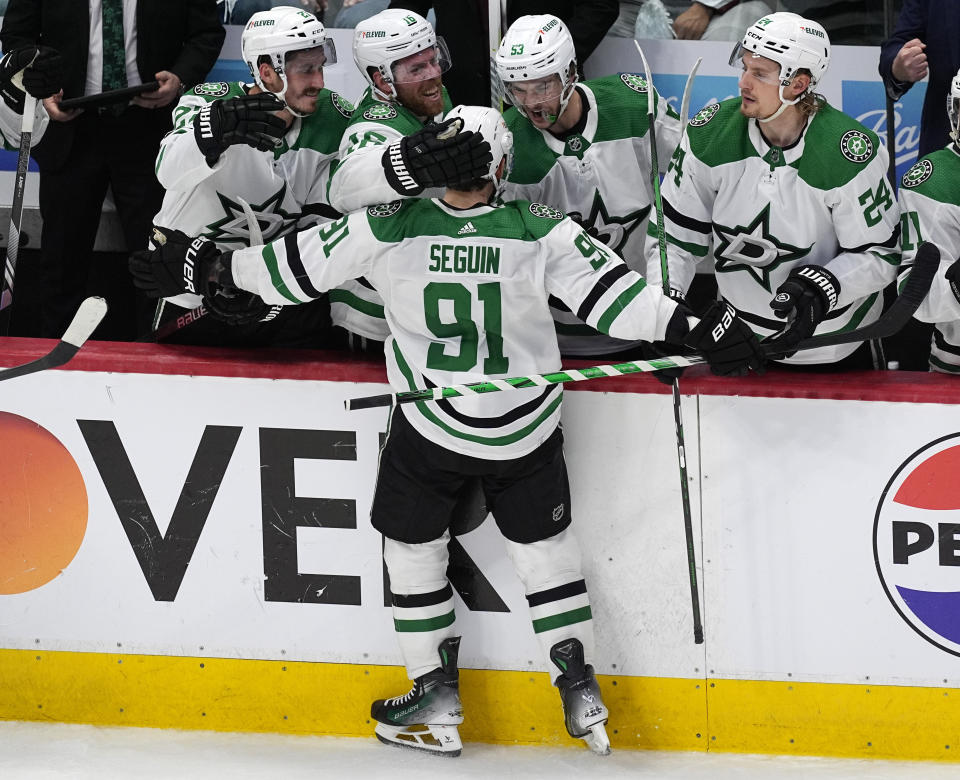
[507,74,565,128]
[282,48,327,115]
[392,49,445,118]
[737,54,782,119]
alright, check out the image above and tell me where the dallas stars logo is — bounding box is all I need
[202,185,296,245]
[566,190,650,255]
[713,203,812,291]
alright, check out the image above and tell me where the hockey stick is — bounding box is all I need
[345,240,940,410]
[637,41,704,645]
[679,57,702,136]
[488,0,506,109]
[0,296,107,381]
[0,93,38,329]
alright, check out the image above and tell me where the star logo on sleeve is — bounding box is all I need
[712,203,813,291]
[203,185,297,246]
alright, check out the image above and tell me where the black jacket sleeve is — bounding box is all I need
[878,0,928,100]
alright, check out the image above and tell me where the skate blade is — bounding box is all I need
[583,723,611,755]
[374,722,462,757]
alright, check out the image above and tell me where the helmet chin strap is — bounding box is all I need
[758,82,802,124]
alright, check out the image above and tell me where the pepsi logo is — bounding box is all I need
[873,434,960,657]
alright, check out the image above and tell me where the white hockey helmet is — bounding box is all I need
[445,105,513,195]
[730,13,829,118]
[495,15,578,123]
[353,9,452,102]
[948,68,960,146]
[241,7,336,112]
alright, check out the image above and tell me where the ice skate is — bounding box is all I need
[371,636,464,757]
[550,638,611,755]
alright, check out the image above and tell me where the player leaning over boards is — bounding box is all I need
[647,12,901,368]
[897,68,960,374]
[495,14,682,358]
[129,106,766,757]
[326,9,492,346]
[149,8,353,347]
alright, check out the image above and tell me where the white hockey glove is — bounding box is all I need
[381,117,492,196]
[767,264,840,357]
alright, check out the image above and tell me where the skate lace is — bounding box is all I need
[388,683,420,706]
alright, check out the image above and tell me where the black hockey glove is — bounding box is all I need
[649,290,694,385]
[193,93,286,165]
[206,288,275,325]
[567,211,613,247]
[946,257,960,305]
[767,264,840,358]
[129,227,233,300]
[683,301,766,377]
[381,117,492,196]
[0,46,63,113]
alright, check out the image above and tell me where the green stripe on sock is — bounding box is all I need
[532,606,593,634]
[394,610,456,633]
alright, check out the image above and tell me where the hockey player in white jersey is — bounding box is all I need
[648,12,901,368]
[149,7,352,347]
[495,14,682,358]
[130,105,765,757]
[897,68,960,373]
[325,9,492,345]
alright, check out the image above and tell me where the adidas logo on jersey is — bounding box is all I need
[457,222,477,235]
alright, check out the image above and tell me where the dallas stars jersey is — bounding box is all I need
[325,86,453,341]
[503,74,681,356]
[897,147,960,373]
[152,80,353,311]
[649,98,900,365]
[229,198,680,459]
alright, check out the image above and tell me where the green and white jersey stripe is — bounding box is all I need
[503,74,681,356]
[153,81,353,310]
[898,146,960,374]
[326,86,453,340]
[650,98,900,365]
[230,197,679,459]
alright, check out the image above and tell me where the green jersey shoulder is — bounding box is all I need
[899,147,960,207]
[363,198,568,244]
[290,90,354,154]
[798,102,882,189]
[348,86,452,135]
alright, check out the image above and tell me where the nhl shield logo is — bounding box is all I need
[689,103,720,127]
[874,434,960,657]
[363,103,398,121]
[901,159,934,189]
[839,130,874,163]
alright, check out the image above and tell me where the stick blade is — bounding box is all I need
[898,240,940,310]
[61,296,108,347]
